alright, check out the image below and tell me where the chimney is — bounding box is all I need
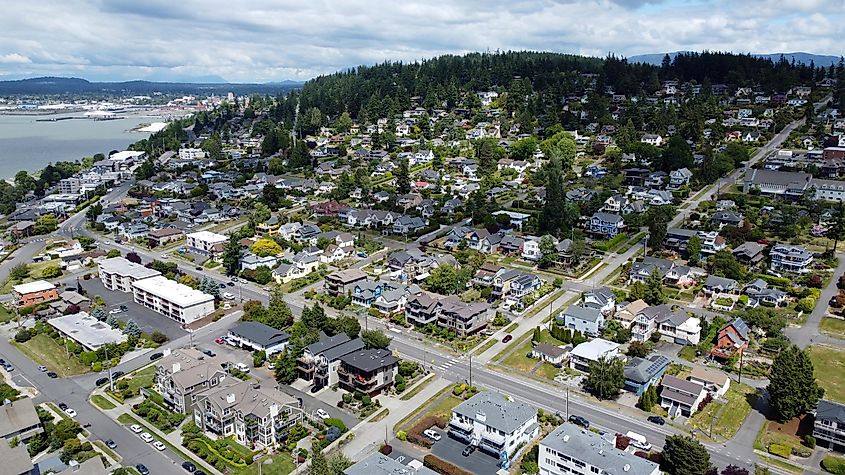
[226,393,236,404]
[475,410,486,423]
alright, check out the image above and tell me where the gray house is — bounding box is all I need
[559,304,605,337]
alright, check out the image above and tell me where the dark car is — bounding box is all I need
[0,358,5,366]
[194,471,207,475]
[202,349,215,357]
[227,282,235,287]
[65,287,77,292]
[182,461,196,472]
[502,334,513,343]
[568,414,590,428]
[136,464,150,475]
[310,385,322,394]
[46,372,58,379]
[195,266,203,271]
[112,371,125,378]
[218,283,226,289]
[105,439,117,449]
[119,305,128,311]
[95,377,109,386]
[58,403,68,410]
[149,352,164,361]
[462,445,476,457]
[647,415,666,425]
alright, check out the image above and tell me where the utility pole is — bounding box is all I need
[738,349,744,384]
[566,386,569,419]
[469,354,473,388]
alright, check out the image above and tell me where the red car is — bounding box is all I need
[502,334,513,343]
[215,337,225,345]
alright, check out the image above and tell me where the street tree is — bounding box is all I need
[222,234,243,276]
[361,329,392,350]
[661,435,713,475]
[586,356,624,400]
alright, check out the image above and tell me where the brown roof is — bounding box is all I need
[148,227,184,238]
[533,344,568,358]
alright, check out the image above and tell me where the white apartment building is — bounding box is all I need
[186,231,228,257]
[539,424,660,475]
[98,257,161,292]
[448,391,539,464]
[178,148,206,160]
[131,275,214,324]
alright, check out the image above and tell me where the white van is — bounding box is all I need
[625,431,651,451]
[235,362,251,373]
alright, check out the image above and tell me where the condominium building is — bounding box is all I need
[337,349,398,396]
[155,348,229,414]
[448,391,539,463]
[98,256,161,292]
[192,379,304,450]
[405,293,490,336]
[538,424,660,475]
[297,333,365,390]
[131,275,214,324]
[814,399,845,452]
[11,280,58,307]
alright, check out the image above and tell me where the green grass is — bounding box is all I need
[13,334,90,377]
[809,346,845,403]
[688,400,724,437]
[93,440,120,462]
[91,395,116,410]
[678,345,697,362]
[471,338,497,356]
[400,376,435,401]
[370,408,390,422]
[0,305,14,324]
[501,339,537,372]
[1,258,63,293]
[109,366,156,402]
[47,402,70,421]
[503,323,518,333]
[821,318,845,339]
[235,454,295,475]
[117,413,136,425]
[689,384,757,439]
[394,384,459,432]
[822,454,845,474]
[535,362,561,380]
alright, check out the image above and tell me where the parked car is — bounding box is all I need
[140,432,154,443]
[423,429,441,441]
[568,414,590,428]
[357,251,368,258]
[130,424,143,433]
[202,349,216,357]
[227,282,235,287]
[214,337,225,345]
[182,461,196,472]
[64,408,77,417]
[234,362,249,372]
[47,372,58,379]
[37,365,47,372]
[112,371,125,378]
[502,334,513,343]
[136,464,150,475]
[95,377,109,386]
[647,415,665,425]
[223,292,235,300]
[149,352,164,361]
[625,431,652,451]
[4,363,13,371]
[194,471,207,475]
[218,283,226,289]
[195,266,203,271]
[58,403,68,410]
[109,307,125,315]
[153,441,166,451]
[316,409,330,419]
[462,445,476,456]
[105,439,117,449]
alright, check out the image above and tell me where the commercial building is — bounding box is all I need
[0,398,43,442]
[449,391,539,463]
[98,256,161,292]
[132,275,215,324]
[337,349,399,396]
[48,311,127,351]
[227,322,290,356]
[11,280,58,307]
[538,424,660,475]
[186,231,228,257]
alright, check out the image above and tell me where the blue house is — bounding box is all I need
[623,355,670,395]
[589,212,625,238]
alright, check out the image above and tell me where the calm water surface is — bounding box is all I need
[0,113,155,178]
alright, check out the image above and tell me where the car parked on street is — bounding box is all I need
[647,415,665,425]
[64,408,77,417]
[47,372,57,378]
[140,432,154,443]
[153,441,166,451]
[130,424,143,433]
[58,402,68,411]
[149,352,163,360]
[136,464,149,475]
[568,414,590,428]
[38,365,47,372]
[462,445,476,456]
[316,409,330,419]
[182,461,196,472]
[214,337,225,345]
[502,334,513,343]
[105,439,117,449]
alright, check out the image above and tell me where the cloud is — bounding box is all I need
[0,0,840,82]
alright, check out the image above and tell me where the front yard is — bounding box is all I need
[109,366,156,402]
[820,317,845,339]
[808,345,845,403]
[688,383,757,439]
[12,333,90,377]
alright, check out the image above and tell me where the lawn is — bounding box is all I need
[91,395,116,410]
[93,440,120,462]
[0,305,14,324]
[13,334,90,377]
[1,258,63,293]
[821,318,845,339]
[427,394,464,420]
[501,339,537,372]
[109,366,156,402]
[808,345,845,403]
[822,454,845,474]
[535,362,561,380]
[678,345,697,362]
[236,454,295,475]
[689,384,757,439]
[471,338,497,356]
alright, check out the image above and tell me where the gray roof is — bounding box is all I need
[704,275,738,290]
[540,424,659,475]
[340,349,398,373]
[0,398,40,438]
[304,332,351,355]
[344,453,437,475]
[228,321,289,347]
[452,391,536,434]
[321,338,366,362]
[563,304,604,323]
[623,355,670,384]
[0,439,33,475]
[817,399,845,425]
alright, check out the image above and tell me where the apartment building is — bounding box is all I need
[405,293,490,336]
[192,379,303,449]
[448,391,539,462]
[11,280,58,307]
[538,424,660,475]
[337,349,398,396]
[132,275,214,324]
[155,348,229,414]
[186,231,228,257]
[324,269,367,297]
[98,256,161,292]
[297,333,365,388]
[814,399,845,452]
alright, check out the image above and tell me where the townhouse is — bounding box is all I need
[405,292,490,336]
[297,333,365,390]
[324,269,367,297]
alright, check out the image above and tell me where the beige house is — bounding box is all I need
[155,348,228,414]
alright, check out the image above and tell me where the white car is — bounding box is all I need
[38,366,47,372]
[140,432,154,443]
[108,308,124,315]
[223,292,235,300]
[235,362,250,373]
[130,424,143,433]
[267,362,276,370]
[315,409,330,419]
[64,408,77,418]
[152,441,166,451]
[160,254,169,259]
[423,429,441,441]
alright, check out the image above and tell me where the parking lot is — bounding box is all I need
[430,427,503,474]
[78,279,187,340]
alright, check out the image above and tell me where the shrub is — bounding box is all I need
[14,329,32,343]
[791,444,812,458]
[423,454,474,475]
[822,455,845,475]
[768,443,791,458]
[804,435,816,449]
[150,331,168,344]
[396,431,407,441]
[324,418,347,433]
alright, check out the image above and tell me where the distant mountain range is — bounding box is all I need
[628,51,842,67]
[0,76,304,95]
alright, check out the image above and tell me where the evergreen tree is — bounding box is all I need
[767,345,824,421]
[91,307,107,322]
[274,347,299,384]
[200,277,220,299]
[222,234,243,276]
[644,269,667,305]
[106,314,119,328]
[396,159,411,195]
[629,281,647,301]
[532,327,541,342]
[123,320,141,338]
[266,287,293,330]
[661,435,713,475]
[585,356,624,400]
[687,234,702,265]
[638,385,658,411]
[361,329,392,349]
[309,443,329,475]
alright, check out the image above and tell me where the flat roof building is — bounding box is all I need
[48,311,127,351]
[132,275,214,324]
[539,424,660,475]
[98,256,161,292]
[11,280,58,307]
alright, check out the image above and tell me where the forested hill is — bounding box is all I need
[275,51,823,124]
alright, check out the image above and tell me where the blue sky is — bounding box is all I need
[0,0,841,83]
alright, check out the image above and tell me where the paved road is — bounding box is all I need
[787,252,845,349]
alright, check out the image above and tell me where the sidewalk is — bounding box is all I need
[341,375,451,461]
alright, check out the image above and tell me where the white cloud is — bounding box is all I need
[0,0,839,82]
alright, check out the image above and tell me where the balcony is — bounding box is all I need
[449,418,473,432]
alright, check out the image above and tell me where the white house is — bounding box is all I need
[539,424,660,475]
[227,321,290,356]
[560,305,605,337]
[448,391,539,461]
[569,339,621,372]
[186,231,228,257]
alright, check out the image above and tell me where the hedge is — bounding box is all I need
[423,454,474,475]
[768,443,791,458]
[407,416,445,449]
[822,455,845,475]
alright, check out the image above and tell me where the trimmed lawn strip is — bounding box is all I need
[400,375,435,401]
[12,334,90,377]
[471,338,497,356]
[235,455,295,475]
[109,366,156,403]
[370,408,390,422]
[394,383,454,432]
[93,440,121,462]
[0,305,14,324]
[501,339,536,372]
[47,402,71,421]
[820,317,845,339]
[115,413,204,468]
[808,345,845,403]
[91,394,116,410]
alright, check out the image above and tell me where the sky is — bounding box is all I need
[0,0,842,83]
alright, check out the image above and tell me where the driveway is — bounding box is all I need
[430,428,503,475]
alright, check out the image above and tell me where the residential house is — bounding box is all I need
[710,318,750,359]
[12,280,58,307]
[227,322,290,357]
[641,134,663,146]
[623,355,670,396]
[155,348,228,414]
[581,287,616,316]
[733,242,766,266]
[493,269,542,310]
[814,399,845,452]
[702,275,739,295]
[0,438,34,475]
[559,305,605,337]
[589,212,625,238]
[743,279,788,307]
[769,243,813,273]
[240,252,278,271]
[0,398,43,442]
[711,210,744,228]
[186,231,228,258]
[448,391,539,460]
[147,227,184,247]
[613,299,648,329]
[660,374,707,417]
[336,349,398,396]
[569,339,621,372]
[405,293,490,336]
[324,269,367,296]
[297,333,365,389]
[343,453,437,475]
[688,367,730,398]
[668,168,693,189]
[530,344,569,366]
[273,253,320,284]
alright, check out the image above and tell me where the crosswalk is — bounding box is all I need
[434,357,461,373]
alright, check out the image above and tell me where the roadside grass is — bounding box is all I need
[822,454,845,474]
[236,455,295,475]
[0,305,14,324]
[370,408,390,422]
[503,322,518,333]
[91,394,116,410]
[1,258,62,293]
[47,402,71,421]
[471,338,497,356]
[13,334,90,377]
[688,384,756,439]
[501,338,536,372]
[394,384,457,432]
[808,345,845,403]
[93,440,120,462]
[400,376,435,401]
[109,366,156,403]
[535,362,561,380]
[820,317,845,339]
